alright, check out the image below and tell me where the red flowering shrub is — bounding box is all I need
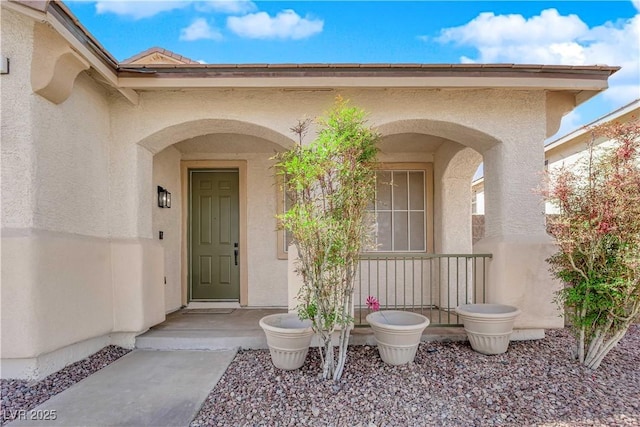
[543,118,640,369]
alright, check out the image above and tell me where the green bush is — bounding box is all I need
[274,97,378,380]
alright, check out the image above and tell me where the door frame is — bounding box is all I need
[181,160,248,306]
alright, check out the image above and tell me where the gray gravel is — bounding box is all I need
[192,326,639,427]
[1,345,131,425]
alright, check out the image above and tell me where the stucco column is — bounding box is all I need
[109,141,165,334]
[434,144,482,309]
[474,131,562,335]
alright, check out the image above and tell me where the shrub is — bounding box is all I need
[274,97,379,380]
[543,118,640,369]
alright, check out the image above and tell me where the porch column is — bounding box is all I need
[434,144,482,309]
[109,141,165,334]
[474,129,563,335]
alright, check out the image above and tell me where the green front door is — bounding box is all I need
[190,170,240,300]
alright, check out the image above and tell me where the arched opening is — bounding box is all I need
[145,122,295,312]
[351,120,493,322]
[375,119,496,255]
[139,118,296,154]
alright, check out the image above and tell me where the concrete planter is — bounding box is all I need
[366,311,430,365]
[259,313,314,370]
[455,304,521,355]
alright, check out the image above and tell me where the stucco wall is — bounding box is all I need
[31,72,112,236]
[1,9,36,229]
[1,230,113,359]
[152,146,183,312]
[1,14,115,361]
[1,16,165,379]
[120,88,546,156]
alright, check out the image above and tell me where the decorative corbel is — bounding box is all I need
[545,92,577,138]
[30,21,91,104]
[31,47,89,104]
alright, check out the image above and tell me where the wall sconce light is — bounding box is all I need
[157,186,171,208]
[0,56,9,75]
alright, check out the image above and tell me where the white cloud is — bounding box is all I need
[94,0,255,19]
[95,0,188,20]
[633,0,640,12]
[435,8,640,105]
[195,0,257,15]
[180,18,223,41]
[227,10,323,40]
[436,9,591,64]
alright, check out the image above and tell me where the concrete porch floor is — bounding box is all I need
[135,308,467,351]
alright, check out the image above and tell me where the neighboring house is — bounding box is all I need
[120,47,202,66]
[472,99,640,221]
[1,0,620,380]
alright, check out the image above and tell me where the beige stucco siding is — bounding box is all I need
[32,71,112,237]
[152,146,183,312]
[1,230,113,358]
[1,15,165,378]
[1,9,36,229]
[120,88,549,155]
[1,12,116,360]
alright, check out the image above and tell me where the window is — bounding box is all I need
[367,168,430,252]
[276,173,294,259]
[472,192,478,215]
[277,163,433,258]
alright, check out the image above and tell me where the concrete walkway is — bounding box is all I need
[8,349,237,427]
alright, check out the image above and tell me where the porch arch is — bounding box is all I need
[137,118,296,154]
[373,119,487,312]
[374,118,491,250]
[376,118,501,153]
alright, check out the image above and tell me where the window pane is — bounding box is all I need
[410,212,425,251]
[392,171,408,210]
[393,211,408,251]
[376,212,392,251]
[363,212,377,251]
[376,171,392,210]
[409,172,425,210]
[366,169,428,253]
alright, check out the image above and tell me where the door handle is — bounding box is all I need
[234,243,239,266]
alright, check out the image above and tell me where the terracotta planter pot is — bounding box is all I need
[455,304,521,355]
[366,310,430,365]
[259,313,314,370]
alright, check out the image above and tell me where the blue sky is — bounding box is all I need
[66,0,639,141]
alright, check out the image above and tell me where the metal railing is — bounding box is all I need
[354,253,492,326]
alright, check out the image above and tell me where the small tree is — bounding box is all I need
[274,97,378,380]
[543,118,640,369]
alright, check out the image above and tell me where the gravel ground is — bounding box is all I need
[192,326,639,427]
[1,345,131,425]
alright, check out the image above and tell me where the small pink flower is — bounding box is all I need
[366,296,380,312]
[597,221,613,234]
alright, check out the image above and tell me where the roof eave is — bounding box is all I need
[116,74,615,92]
[115,64,618,91]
